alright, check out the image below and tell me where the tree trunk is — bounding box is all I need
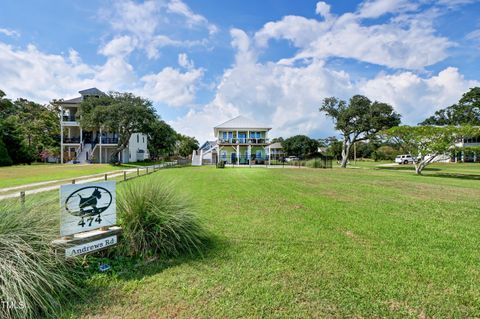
[414,164,423,175]
[340,138,351,168]
[111,133,131,164]
[414,154,437,175]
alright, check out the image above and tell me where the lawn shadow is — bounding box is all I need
[424,172,480,181]
[58,235,227,318]
[375,166,441,172]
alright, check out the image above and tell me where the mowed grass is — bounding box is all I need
[0,163,132,188]
[31,165,480,318]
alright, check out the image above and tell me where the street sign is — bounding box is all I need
[59,181,116,237]
[64,235,117,257]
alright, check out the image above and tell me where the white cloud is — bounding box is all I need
[171,27,478,142]
[99,35,137,57]
[466,29,480,41]
[0,41,203,109]
[436,0,477,7]
[357,0,418,19]
[315,1,331,19]
[167,0,218,35]
[0,28,20,37]
[140,66,203,107]
[101,0,217,59]
[254,1,453,69]
[359,67,480,124]
[178,53,194,69]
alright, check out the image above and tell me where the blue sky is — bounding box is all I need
[0,0,479,141]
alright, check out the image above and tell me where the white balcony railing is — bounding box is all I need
[218,138,269,144]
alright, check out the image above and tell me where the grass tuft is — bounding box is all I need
[117,178,209,258]
[0,201,77,319]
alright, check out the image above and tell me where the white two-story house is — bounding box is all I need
[454,136,480,162]
[57,88,149,164]
[193,115,273,165]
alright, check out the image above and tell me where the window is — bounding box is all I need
[143,136,145,143]
[221,151,227,159]
[137,134,139,143]
[239,132,246,143]
[222,132,227,140]
[256,150,262,159]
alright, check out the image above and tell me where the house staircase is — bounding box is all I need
[67,143,92,164]
[192,150,203,166]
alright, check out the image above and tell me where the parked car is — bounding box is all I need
[395,154,414,164]
[285,156,300,162]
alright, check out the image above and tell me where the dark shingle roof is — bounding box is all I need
[79,88,104,96]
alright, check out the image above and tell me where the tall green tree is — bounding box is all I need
[176,134,199,157]
[421,87,480,126]
[14,99,60,156]
[384,125,480,174]
[0,116,35,164]
[79,92,158,163]
[0,132,12,166]
[320,95,401,167]
[282,135,319,158]
[148,120,178,159]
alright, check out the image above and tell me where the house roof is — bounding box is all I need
[61,96,83,104]
[214,115,271,130]
[268,142,283,149]
[56,88,105,105]
[79,88,104,96]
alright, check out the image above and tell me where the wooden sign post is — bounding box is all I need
[52,181,121,258]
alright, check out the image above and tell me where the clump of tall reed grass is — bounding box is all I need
[117,178,209,258]
[0,200,77,319]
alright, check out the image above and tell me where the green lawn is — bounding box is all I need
[0,162,164,189]
[15,164,480,318]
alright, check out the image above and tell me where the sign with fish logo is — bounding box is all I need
[60,181,116,236]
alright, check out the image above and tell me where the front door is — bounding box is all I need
[231,152,236,163]
[83,132,92,143]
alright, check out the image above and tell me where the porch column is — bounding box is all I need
[474,152,477,163]
[268,145,271,166]
[60,124,64,164]
[248,144,252,165]
[99,128,103,164]
[236,144,240,165]
[80,127,83,144]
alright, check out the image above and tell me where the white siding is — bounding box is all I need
[127,133,149,163]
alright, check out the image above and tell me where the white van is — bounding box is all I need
[395,154,414,164]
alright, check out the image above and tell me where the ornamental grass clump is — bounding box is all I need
[118,178,208,258]
[0,201,76,319]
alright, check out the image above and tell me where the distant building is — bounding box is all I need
[454,136,480,162]
[193,115,274,165]
[56,88,149,164]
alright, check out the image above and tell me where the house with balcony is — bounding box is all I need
[192,115,273,165]
[57,88,149,164]
[454,135,480,162]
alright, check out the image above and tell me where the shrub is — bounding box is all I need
[0,201,76,319]
[118,178,208,258]
[0,138,12,166]
[306,158,328,168]
[216,161,225,168]
[374,145,398,161]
